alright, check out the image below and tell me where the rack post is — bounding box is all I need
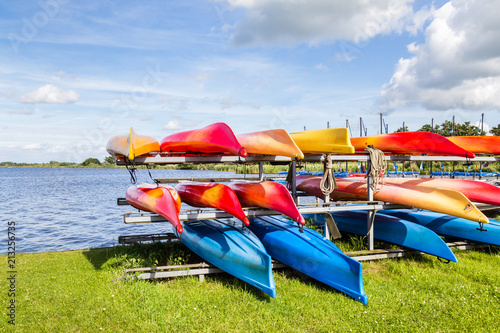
[258,162,264,181]
[366,146,374,250]
[291,160,297,204]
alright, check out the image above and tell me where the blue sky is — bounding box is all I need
[1,0,499,163]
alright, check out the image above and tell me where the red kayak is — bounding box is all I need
[126,184,183,233]
[160,122,247,157]
[228,181,305,226]
[350,132,475,158]
[447,136,500,155]
[351,177,500,206]
[175,183,250,225]
[296,175,488,223]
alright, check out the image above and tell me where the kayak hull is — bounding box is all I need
[228,181,305,225]
[326,211,457,262]
[296,175,488,223]
[237,129,304,159]
[247,215,367,304]
[364,177,500,206]
[381,210,500,246]
[447,136,500,155]
[175,183,249,225]
[290,128,355,154]
[107,127,160,161]
[180,218,276,298]
[160,122,247,157]
[126,184,183,233]
[350,132,475,158]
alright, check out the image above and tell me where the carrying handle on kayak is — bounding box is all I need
[476,221,488,232]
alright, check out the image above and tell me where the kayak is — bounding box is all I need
[350,132,475,158]
[358,177,500,206]
[228,181,305,226]
[180,218,276,298]
[447,136,500,155]
[246,215,367,304]
[107,127,160,161]
[174,183,250,225]
[326,211,457,262]
[236,129,304,159]
[160,122,247,157]
[125,183,183,233]
[296,175,489,223]
[289,128,355,154]
[381,210,500,246]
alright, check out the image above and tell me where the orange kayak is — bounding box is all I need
[350,177,500,206]
[107,127,160,161]
[350,132,475,158]
[447,136,500,155]
[160,122,247,157]
[296,175,488,223]
[175,183,250,225]
[126,184,183,233]
[289,128,355,154]
[236,129,304,159]
[228,181,305,225]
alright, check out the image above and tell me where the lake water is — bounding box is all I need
[0,167,247,254]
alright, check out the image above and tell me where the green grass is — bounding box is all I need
[1,242,499,332]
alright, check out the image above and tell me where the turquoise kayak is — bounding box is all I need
[381,210,500,247]
[180,219,276,298]
[324,211,458,262]
[246,215,368,304]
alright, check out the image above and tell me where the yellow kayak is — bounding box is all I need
[237,129,304,159]
[290,128,355,154]
[106,127,160,161]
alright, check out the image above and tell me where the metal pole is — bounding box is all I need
[258,162,264,181]
[360,117,363,137]
[366,145,374,251]
[327,121,330,129]
[304,126,306,131]
[403,121,405,132]
[291,160,297,204]
[452,115,455,136]
[431,118,434,133]
[380,113,383,134]
[481,113,484,135]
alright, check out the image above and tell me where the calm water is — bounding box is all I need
[0,167,243,254]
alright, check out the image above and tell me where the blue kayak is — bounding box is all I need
[180,219,276,298]
[381,209,500,247]
[326,211,457,262]
[246,215,368,304]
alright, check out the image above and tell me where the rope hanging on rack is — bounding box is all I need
[364,147,385,191]
[320,154,337,196]
[146,165,159,186]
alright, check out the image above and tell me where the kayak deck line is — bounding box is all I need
[117,154,500,166]
[121,203,409,224]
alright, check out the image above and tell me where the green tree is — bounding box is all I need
[395,125,409,132]
[81,157,101,166]
[490,124,500,136]
[104,156,117,165]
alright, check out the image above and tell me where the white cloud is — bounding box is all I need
[196,73,211,82]
[225,0,414,46]
[164,120,181,130]
[20,84,80,104]
[380,0,500,111]
[315,63,328,71]
[220,97,239,109]
[22,143,43,150]
[7,109,35,115]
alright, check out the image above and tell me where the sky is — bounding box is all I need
[1,0,500,163]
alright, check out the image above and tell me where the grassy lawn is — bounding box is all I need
[1,241,499,332]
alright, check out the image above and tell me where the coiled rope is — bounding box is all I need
[320,154,337,196]
[365,147,386,191]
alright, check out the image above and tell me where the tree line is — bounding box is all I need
[396,120,500,136]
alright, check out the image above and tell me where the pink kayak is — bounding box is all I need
[228,181,305,226]
[175,183,249,225]
[126,184,183,233]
